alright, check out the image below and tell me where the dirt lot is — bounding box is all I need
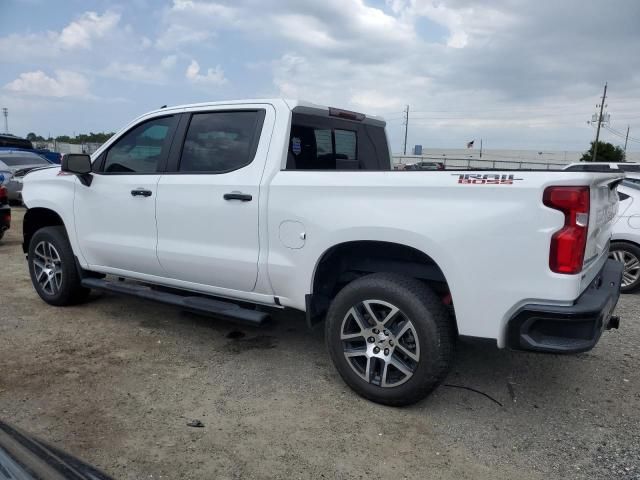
[1,208,639,480]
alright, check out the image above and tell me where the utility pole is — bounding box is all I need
[480,138,483,159]
[403,104,409,155]
[2,108,7,134]
[624,125,630,154]
[592,82,608,162]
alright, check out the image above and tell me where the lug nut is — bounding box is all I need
[384,348,389,356]
[389,340,394,346]
[373,347,380,354]
[373,328,379,334]
[368,337,375,343]
[383,330,389,336]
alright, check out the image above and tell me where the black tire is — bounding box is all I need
[325,273,454,406]
[610,241,640,293]
[28,226,90,305]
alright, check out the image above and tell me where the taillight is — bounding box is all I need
[543,186,590,274]
[0,186,7,205]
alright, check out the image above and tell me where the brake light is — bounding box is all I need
[0,186,7,205]
[543,186,590,274]
[328,107,365,121]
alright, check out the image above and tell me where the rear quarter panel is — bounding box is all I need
[267,170,615,346]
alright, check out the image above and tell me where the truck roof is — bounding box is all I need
[144,99,386,125]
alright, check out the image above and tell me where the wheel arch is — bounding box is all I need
[610,238,640,248]
[306,240,453,327]
[22,207,66,253]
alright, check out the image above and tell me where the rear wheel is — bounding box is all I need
[325,273,454,406]
[609,242,640,293]
[28,226,90,305]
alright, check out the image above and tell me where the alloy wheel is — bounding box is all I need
[32,240,63,295]
[340,299,420,387]
[610,249,640,288]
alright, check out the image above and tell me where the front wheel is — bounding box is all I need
[609,242,640,293]
[325,273,454,406]
[28,226,90,305]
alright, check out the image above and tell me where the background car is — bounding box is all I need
[0,134,62,164]
[404,161,445,170]
[563,162,640,173]
[0,150,53,204]
[611,179,640,292]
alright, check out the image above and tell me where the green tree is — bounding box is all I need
[26,132,37,141]
[580,141,626,162]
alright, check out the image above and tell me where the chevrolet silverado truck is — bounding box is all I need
[21,99,623,406]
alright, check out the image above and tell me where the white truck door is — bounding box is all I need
[155,106,273,292]
[74,115,179,276]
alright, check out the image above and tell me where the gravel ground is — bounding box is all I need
[1,207,638,480]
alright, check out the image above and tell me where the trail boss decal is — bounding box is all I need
[453,173,523,185]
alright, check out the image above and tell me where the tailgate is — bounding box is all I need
[583,173,623,276]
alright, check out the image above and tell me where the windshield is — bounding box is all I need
[1,154,49,166]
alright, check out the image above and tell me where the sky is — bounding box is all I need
[1,0,639,153]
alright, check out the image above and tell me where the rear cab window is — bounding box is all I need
[285,108,390,170]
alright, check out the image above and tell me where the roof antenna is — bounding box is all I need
[160,105,167,109]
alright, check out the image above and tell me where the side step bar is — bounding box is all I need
[81,278,270,326]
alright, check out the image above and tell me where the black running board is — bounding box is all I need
[81,278,270,326]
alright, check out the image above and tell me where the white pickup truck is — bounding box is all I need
[22,99,624,406]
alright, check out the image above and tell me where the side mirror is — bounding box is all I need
[61,154,92,174]
[61,154,93,186]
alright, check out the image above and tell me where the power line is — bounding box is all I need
[604,125,640,144]
[402,105,409,155]
[592,82,608,162]
[624,125,630,153]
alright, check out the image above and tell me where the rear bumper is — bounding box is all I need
[506,259,623,353]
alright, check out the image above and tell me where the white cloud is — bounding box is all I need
[103,62,162,84]
[102,56,178,85]
[160,55,178,69]
[0,10,123,62]
[156,0,239,49]
[3,70,92,98]
[58,11,121,50]
[185,60,227,86]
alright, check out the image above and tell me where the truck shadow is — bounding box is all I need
[93,292,614,410]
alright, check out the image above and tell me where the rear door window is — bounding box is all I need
[178,110,265,173]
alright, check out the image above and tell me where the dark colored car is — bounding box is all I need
[0,186,9,241]
[404,161,445,170]
[0,420,113,479]
[0,134,62,164]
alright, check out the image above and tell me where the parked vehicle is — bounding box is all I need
[610,179,640,292]
[0,185,9,240]
[0,134,62,164]
[0,150,53,204]
[404,161,444,170]
[22,99,623,406]
[564,162,640,173]
[0,419,113,479]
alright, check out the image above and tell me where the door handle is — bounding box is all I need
[223,192,252,202]
[131,188,152,197]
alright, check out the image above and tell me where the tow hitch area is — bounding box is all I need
[607,315,620,330]
[507,259,623,353]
